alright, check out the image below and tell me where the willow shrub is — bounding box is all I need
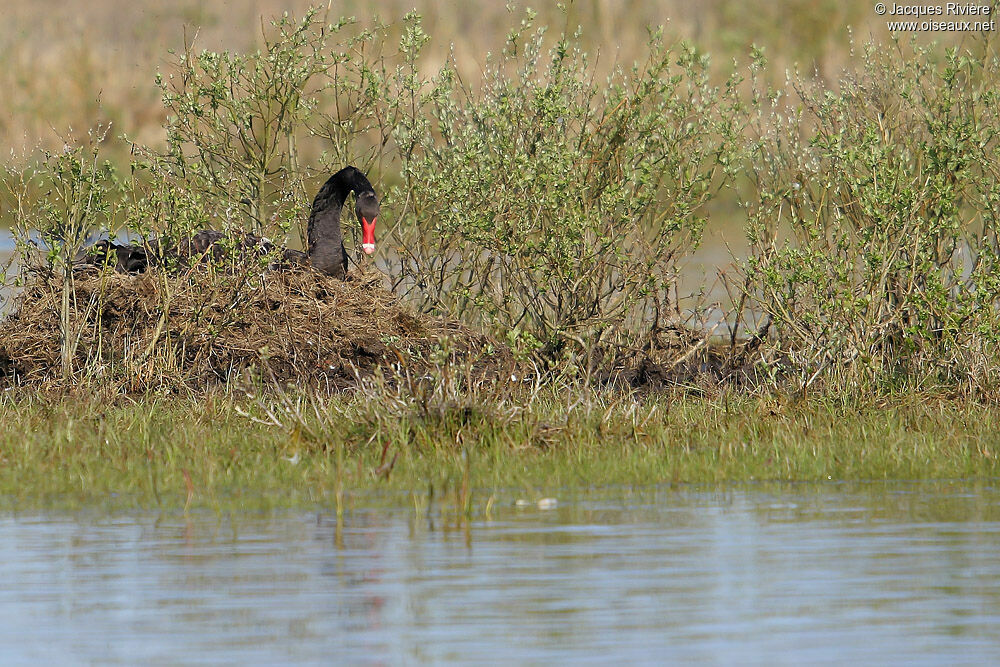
[389,12,742,365]
[1,127,118,379]
[147,7,334,246]
[741,40,1000,391]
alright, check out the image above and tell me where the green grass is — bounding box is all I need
[1,389,996,511]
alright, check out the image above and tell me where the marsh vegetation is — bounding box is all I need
[1,4,998,505]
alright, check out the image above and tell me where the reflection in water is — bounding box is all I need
[2,482,1000,663]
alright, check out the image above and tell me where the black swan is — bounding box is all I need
[78,166,379,278]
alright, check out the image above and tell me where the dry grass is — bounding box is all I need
[0,263,506,392]
[0,260,744,394]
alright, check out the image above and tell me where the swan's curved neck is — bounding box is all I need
[306,166,375,277]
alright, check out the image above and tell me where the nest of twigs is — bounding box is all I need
[0,264,509,392]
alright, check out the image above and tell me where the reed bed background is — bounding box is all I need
[0,0,931,163]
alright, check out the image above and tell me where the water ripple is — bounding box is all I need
[1,482,999,664]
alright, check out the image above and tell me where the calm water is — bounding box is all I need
[2,481,1000,664]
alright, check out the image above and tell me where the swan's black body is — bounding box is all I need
[78,166,379,278]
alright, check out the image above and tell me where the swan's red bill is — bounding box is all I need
[361,216,376,255]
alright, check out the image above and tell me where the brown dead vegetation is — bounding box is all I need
[0,264,509,392]
[0,261,750,395]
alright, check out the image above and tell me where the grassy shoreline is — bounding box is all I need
[2,389,996,511]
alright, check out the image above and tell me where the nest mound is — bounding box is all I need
[0,266,509,392]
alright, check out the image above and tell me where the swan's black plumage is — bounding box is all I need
[307,166,378,278]
[78,166,379,277]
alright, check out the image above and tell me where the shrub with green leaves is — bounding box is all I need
[12,4,1000,396]
[741,40,1000,390]
[388,11,741,365]
[1,127,118,378]
[150,9,337,245]
[149,7,398,250]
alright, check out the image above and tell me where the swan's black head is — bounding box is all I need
[356,190,379,255]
